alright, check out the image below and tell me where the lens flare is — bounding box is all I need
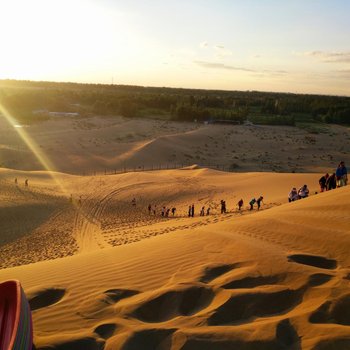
[0,103,67,194]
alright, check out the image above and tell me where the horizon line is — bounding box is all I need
[0,78,349,99]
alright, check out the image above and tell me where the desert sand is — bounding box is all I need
[0,165,349,350]
[1,115,349,174]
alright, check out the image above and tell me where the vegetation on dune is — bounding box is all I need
[0,79,349,126]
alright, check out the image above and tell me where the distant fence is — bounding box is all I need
[79,163,237,176]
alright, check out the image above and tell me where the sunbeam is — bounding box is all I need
[0,102,68,194]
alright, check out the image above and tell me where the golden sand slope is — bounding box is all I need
[0,168,321,266]
[0,168,349,350]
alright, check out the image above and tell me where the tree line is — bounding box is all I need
[0,79,349,126]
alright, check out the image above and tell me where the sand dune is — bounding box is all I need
[1,115,349,174]
[0,167,349,349]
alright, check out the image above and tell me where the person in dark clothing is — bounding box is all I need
[188,205,191,217]
[319,173,329,192]
[171,207,176,216]
[200,206,205,216]
[326,173,337,191]
[249,198,256,210]
[220,200,227,214]
[335,161,348,187]
[238,199,243,211]
[148,204,152,214]
[206,207,210,215]
[191,204,194,217]
[256,196,264,210]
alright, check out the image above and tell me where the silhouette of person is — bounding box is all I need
[238,199,243,210]
[256,196,264,210]
[326,173,336,191]
[319,173,329,193]
[336,161,348,187]
[249,198,256,210]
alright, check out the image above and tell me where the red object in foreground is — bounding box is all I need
[0,280,33,350]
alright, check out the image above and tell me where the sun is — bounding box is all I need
[0,0,131,82]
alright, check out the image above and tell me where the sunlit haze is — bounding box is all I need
[1,0,350,95]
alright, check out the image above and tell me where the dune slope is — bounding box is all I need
[0,168,349,350]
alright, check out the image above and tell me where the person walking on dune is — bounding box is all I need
[206,207,210,215]
[148,204,152,215]
[237,199,243,211]
[188,205,191,217]
[256,196,264,210]
[220,200,226,214]
[25,179,28,187]
[326,173,336,191]
[200,206,205,216]
[336,161,347,187]
[131,198,136,207]
[191,204,194,217]
[249,198,256,210]
[319,173,329,193]
[171,207,176,216]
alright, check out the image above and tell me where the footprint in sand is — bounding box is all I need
[287,254,337,270]
[78,289,139,319]
[221,274,285,290]
[306,273,334,287]
[131,285,214,323]
[275,318,301,349]
[28,288,66,311]
[118,328,175,350]
[208,288,304,325]
[309,293,350,326]
[94,323,117,339]
[199,263,244,283]
[36,337,104,350]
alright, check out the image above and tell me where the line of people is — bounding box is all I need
[319,161,347,192]
[145,196,265,219]
[148,204,177,217]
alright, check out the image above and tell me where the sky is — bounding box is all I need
[1,0,350,96]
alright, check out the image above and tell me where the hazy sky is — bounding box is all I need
[1,0,350,95]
